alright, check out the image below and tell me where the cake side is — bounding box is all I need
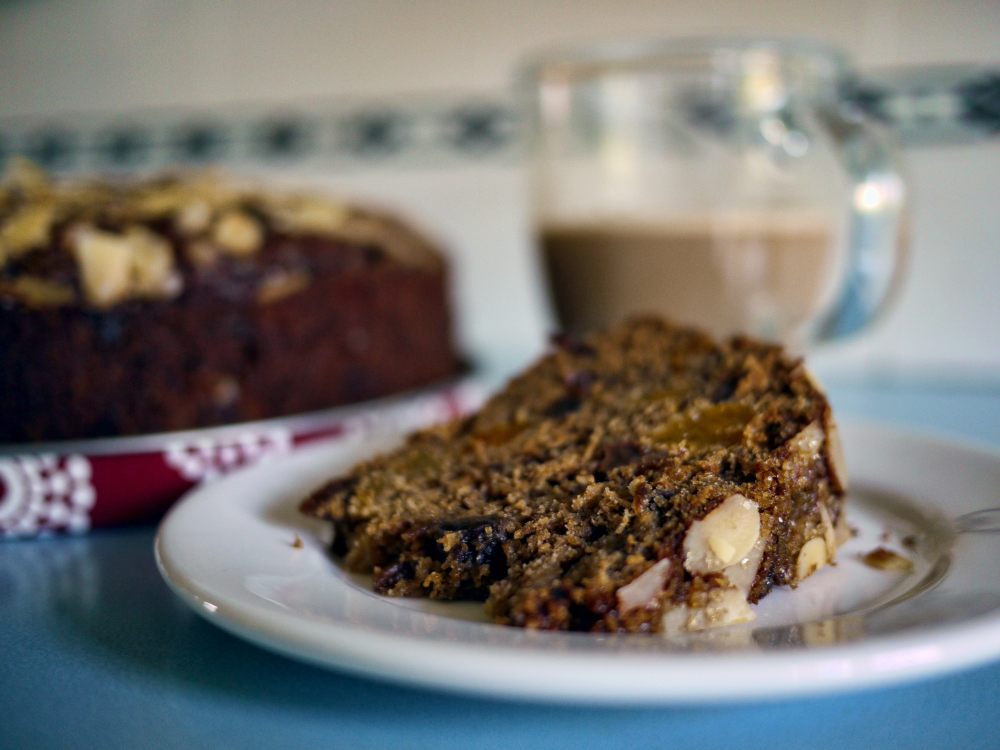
[0,161,462,441]
[301,318,848,634]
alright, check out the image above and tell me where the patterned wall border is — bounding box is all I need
[848,65,1000,144]
[0,69,996,174]
[0,94,523,175]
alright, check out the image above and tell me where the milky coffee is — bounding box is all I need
[541,217,843,341]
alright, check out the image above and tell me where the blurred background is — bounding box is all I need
[1,0,998,383]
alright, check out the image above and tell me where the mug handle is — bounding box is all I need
[814,98,909,342]
[815,65,999,341]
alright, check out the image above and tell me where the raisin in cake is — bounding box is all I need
[301,317,848,634]
[0,160,462,441]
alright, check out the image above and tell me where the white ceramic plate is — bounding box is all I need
[155,422,1000,704]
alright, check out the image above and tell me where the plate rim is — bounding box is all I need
[154,420,1000,704]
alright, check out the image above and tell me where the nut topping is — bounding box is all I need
[71,227,134,307]
[798,366,850,492]
[795,536,829,580]
[661,585,755,634]
[256,269,311,305]
[788,421,824,460]
[267,195,349,234]
[0,204,56,261]
[683,494,761,574]
[126,226,180,297]
[1,160,431,309]
[723,536,766,594]
[175,199,213,236]
[818,501,837,554]
[616,558,671,613]
[70,225,182,307]
[212,210,264,255]
[825,413,849,492]
[0,277,74,307]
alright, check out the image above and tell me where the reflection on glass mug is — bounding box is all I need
[523,38,910,347]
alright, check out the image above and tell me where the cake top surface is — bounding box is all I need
[302,317,847,632]
[0,159,443,310]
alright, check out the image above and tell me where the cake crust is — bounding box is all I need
[302,317,847,633]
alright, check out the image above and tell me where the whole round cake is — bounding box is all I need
[0,160,463,442]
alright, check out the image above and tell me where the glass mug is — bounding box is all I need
[523,38,908,347]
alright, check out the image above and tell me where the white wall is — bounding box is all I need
[2,0,998,381]
[3,0,999,115]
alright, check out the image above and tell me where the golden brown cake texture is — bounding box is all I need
[0,160,462,441]
[302,318,848,634]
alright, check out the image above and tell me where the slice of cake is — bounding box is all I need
[0,159,462,441]
[301,318,848,633]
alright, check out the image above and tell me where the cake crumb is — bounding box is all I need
[291,535,304,549]
[861,546,913,573]
[901,534,918,550]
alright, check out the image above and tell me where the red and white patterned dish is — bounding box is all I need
[0,380,481,539]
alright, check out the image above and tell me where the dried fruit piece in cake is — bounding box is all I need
[302,317,848,634]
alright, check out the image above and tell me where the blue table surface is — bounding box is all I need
[3,381,1000,750]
